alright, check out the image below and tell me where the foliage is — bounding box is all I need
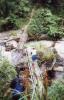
[42,50,55,62]
[15,0,32,18]
[19,92,43,100]
[0,14,20,31]
[0,0,64,33]
[27,7,64,40]
[0,0,31,18]
[0,57,17,98]
[48,80,64,100]
[37,49,55,68]
[0,0,32,31]
[19,79,64,100]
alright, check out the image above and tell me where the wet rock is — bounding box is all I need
[54,66,64,72]
[26,40,54,48]
[39,34,49,40]
[28,34,48,41]
[14,38,20,42]
[55,56,64,67]
[54,41,64,59]
[55,71,64,79]
[0,46,24,65]
[0,46,12,64]
[6,40,18,51]
[11,49,23,65]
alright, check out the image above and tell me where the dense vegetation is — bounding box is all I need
[19,80,64,100]
[0,57,17,99]
[0,0,32,31]
[0,0,64,40]
[0,1,64,100]
[28,7,64,40]
[28,1,64,40]
[48,80,64,100]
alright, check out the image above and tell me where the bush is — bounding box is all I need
[7,14,20,29]
[28,8,49,35]
[15,0,32,18]
[28,7,64,40]
[0,15,19,31]
[37,49,55,67]
[0,57,17,98]
[0,0,32,31]
[48,80,64,100]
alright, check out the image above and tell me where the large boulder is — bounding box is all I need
[54,41,64,59]
[54,66,64,72]
[6,40,18,51]
[0,46,12,64]
[0,46,25,65]
[25,40,54,48]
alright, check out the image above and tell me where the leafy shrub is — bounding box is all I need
[0,14,20,31]
[37,49,55,68]
[0,0,32,31]
[0,0,31,18]
[7,14,20,29]
[15,0,32,18]
[28,7,64,40]
[28,8,49,35]
[48,80,64,100]
[0,57,17,98]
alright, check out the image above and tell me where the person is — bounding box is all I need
[32,54,38,61]
[31,48,38,61]
[10,75,25,100]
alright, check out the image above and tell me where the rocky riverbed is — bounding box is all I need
[0,30,64,79]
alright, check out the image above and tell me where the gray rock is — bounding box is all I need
[54,66,64,72]
[26,40,54,48]
[54,41,64,59]
[6,40,18,49]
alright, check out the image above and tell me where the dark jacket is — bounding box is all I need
[10,77,25,96]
